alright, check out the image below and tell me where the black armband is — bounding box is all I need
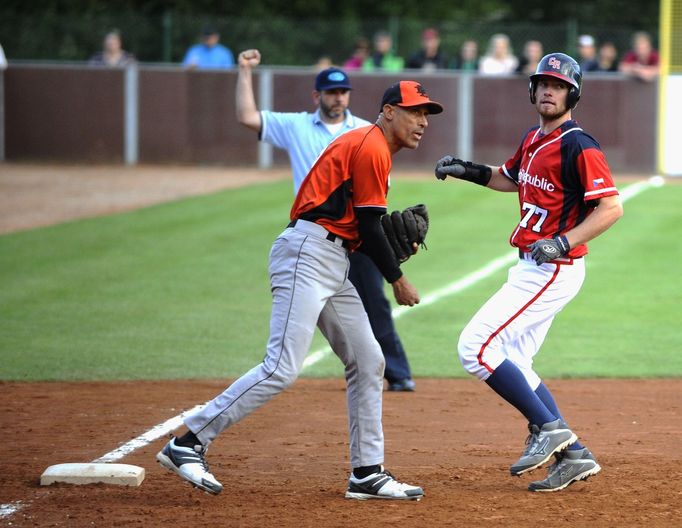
[459,161,492,186]
[355,208,403,283]
[434,156,492,186]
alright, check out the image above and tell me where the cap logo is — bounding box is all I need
[415,83,428,97]
[328,72,346,82]
[548,57,561,69]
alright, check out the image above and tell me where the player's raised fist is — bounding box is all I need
[238,49,261,68]
[435,155,465,180]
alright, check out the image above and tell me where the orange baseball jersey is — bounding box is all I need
[290,124,390,245]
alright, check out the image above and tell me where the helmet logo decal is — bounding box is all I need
[548,57,561,69]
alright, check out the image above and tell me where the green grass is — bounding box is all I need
[1,177,681,381]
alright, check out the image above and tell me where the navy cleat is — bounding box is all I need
[528,447,601,492]
[510,419,577,476]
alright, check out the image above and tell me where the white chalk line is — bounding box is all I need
[93,404,206,463]
[0,176,661,521]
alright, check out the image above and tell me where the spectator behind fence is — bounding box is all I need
[314,56,333,71]
[596,41,619,72]
[619,31,659,82]
[577,34,599,72]
[479,33,518,75]
[406,28,448,71]
[363,31,404,72]
[0,43,7,70]
[515,40,543,75]
[183,24,235,70]
[89,30,135,67]
[344,37,370,71]
[451,39,479,71]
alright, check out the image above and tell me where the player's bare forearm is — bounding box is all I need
[391,275,420,306]
[563,194,623,247]
[487,169,518,192]
[236,49,262,132]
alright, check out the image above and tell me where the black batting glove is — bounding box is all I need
[434,156,492,186]
[435,155,465,180]
[528,235,570,265]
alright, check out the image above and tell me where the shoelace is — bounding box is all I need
[381,469,415,490]
[381,469,396,480]
[546,453,564,475]
[521,426,540,455]
[193,445,211,472]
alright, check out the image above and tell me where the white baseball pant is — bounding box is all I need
[458,253,585,390]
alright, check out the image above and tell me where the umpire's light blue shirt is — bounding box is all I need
[260,109,371,193]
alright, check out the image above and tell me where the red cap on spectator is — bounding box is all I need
[422,28,439,40]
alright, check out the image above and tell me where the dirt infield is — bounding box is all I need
[0,163,290,234]
[1,378,680,527]
[1,164,680,526]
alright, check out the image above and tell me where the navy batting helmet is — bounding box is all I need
[529,52,582,109]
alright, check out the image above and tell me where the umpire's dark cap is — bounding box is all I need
[315,68,352,91]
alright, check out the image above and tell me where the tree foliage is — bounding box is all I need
[1,0,659,26]
[0,1,659,63]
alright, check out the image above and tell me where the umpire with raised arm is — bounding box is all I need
[235,49,416,392]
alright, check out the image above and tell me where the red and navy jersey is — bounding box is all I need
[290,125,390,246]
[500,119,618,258]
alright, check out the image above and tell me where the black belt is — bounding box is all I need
[518,249,582,259]
[288,219,350,249]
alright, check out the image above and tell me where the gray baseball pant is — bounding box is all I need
[184,220,386,468]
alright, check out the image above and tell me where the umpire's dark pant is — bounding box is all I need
[347,251,413,383]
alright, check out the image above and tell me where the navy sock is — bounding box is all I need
[353,465,382,479]
[535,382,584,450]
[175,429,200,448]
[485,359,556,426]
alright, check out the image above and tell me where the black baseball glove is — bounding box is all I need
[381,204,429,263]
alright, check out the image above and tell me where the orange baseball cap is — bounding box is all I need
[380,81,444,114]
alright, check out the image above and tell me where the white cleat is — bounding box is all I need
[345,466,424,501]
[156,437,223,495]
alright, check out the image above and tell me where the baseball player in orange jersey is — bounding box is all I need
[236,48,417,392]
[157,81,443,500]
[436,53,623,491]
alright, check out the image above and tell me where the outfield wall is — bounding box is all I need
[3,64,657,173]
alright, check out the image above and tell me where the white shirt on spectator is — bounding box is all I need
[479,55,518,75]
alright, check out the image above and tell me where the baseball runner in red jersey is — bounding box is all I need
[157,81,443,500]
[436,53,623,492]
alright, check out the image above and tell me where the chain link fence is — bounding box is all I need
[0,11,654,67]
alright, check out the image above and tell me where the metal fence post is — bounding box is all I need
[566,18,578,58]
[457,72,474,162]
[0,70,5,162]
[124,64,139,165]
[162,11,173,63]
